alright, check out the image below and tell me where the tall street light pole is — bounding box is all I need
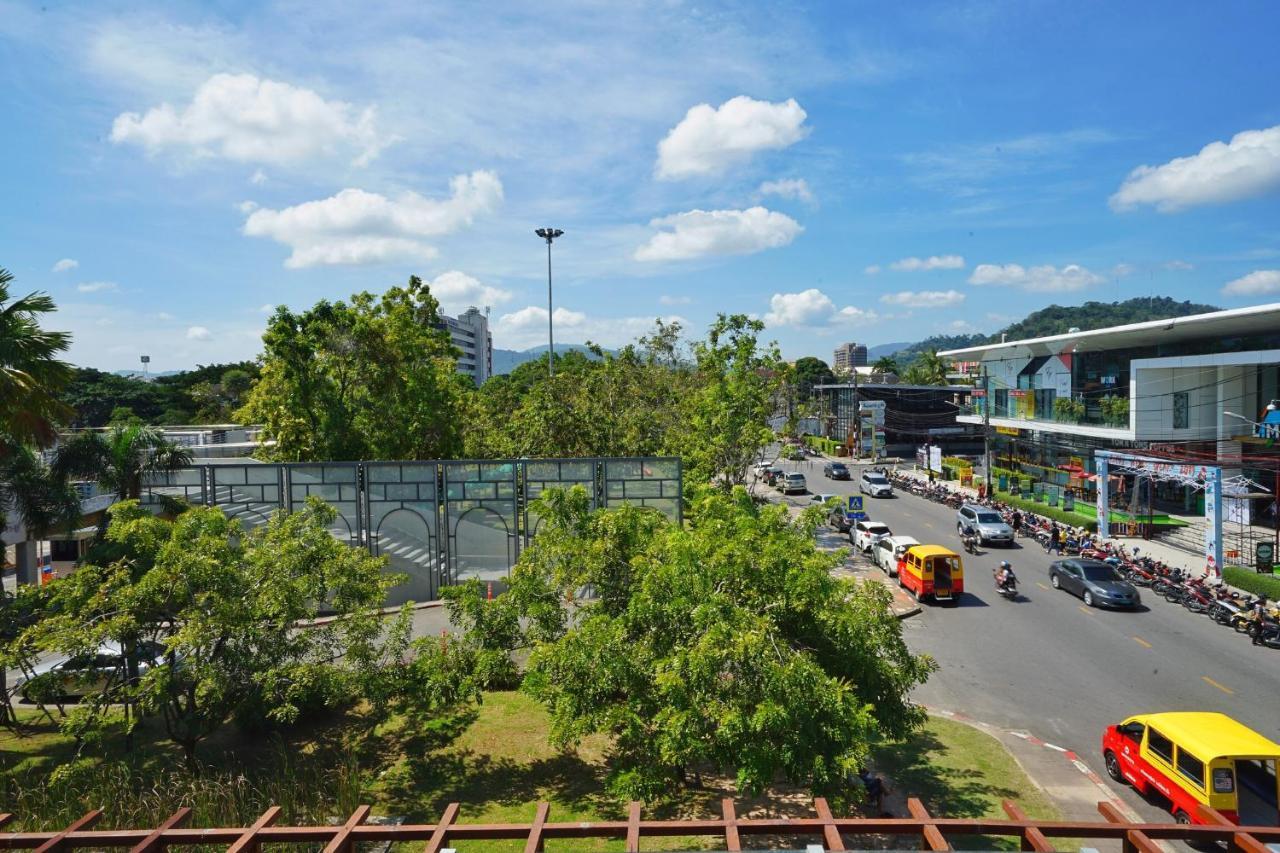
[534,228,563,378]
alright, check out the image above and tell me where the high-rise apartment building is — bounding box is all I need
[439,307,493,385]
[833,342,868,373]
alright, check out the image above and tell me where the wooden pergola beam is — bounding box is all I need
[225,806,282,853]
[1001,801,1052,852]
[721,798,741,852]
[423,802,459,853]
[128,808,190,853]
[906,799,951,851]
[32,810,101,853]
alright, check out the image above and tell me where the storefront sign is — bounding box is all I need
[996,426,1021,436]
[1204,469,1222,576]
[1063,491,1075,512]
[1259,542,1276,573]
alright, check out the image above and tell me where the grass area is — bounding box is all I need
[1224,565,1280,599]
[992,489,1098,532]
[3,695,1065,852]
[873,716,1062,851]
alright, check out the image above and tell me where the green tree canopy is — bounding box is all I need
[0,267,72,447]
[26,498,402,767]
[52,423,192,505]
[236,276,469,461]
[792,356,835,399]
[451,486,935,800]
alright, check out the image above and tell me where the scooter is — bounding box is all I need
[961,531,979,554]
[995,572,1018,600]
[1249,616,1280,648]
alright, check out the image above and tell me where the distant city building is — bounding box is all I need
[439,307,493,385]
[833,342,868,373]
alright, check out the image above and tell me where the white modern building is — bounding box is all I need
[440,307,493,385]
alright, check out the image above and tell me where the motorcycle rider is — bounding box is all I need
[1251,596,1270,646]
[995,561,1016,592]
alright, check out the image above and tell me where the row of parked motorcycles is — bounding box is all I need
[887,470,1279,647]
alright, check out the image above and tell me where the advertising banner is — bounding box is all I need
[1096,456,1110,538]
[1204,468,1222,576]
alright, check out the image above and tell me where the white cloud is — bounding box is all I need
[258,304,274,314]
[864,264,881,275]
[656,96,808,179]
[946,319,980,333]
[77,281,118,293]
[634,206,801,262]
[879,289,966,308]
[764,289,877,327]
[889,254,965,272]
[659,294,692,306]
[968,263,1103,292]
[1110,125,1280,213]
[242,171,503,268]
[494,305,685,350]
[111,72,394,167]
[250,169,268,185]
[757,178,814,203]
[157,312,175,321]
[1111,263,1136,277]
[186,325,212,340]
[426,270,512,312]
[1164,259,1194,271]
[1222,270,1280,296]
[52,258,78,273]
[237,200,258,214]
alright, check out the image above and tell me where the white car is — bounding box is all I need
[873,535,921,577]
[851,520,892,553]
[778,472,807,495]
[810,493,840,505]
[859,470,894,497]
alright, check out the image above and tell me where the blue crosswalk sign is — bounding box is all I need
[847,496,864,512]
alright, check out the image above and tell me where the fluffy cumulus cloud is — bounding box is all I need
[76,281,118,293]
[763,289,877,327]
[889,254,965,272]
[1222,270,1280,296]
[757,178,814,203]
[242,171,503,268]
[1110,125,1280,213]
[493,305,686,350]
[111,73,393,166]
[968,263,1103,292]
[879,289,966,308]
[634,206,801,262]
[656,96,808,179]
[186,325,212,340]
[425,270,512,312]
[52,258,78,273]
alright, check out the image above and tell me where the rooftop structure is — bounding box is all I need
[833,342,868,373]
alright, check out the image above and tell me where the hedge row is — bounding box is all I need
[991,489,1098,532]
[1223,566,1280,600]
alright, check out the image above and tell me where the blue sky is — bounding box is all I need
[4,0,1280,371]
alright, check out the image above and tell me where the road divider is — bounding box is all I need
[1202,675,1234,695]
[1131,636,1152,649]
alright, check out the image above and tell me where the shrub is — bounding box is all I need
[1100,395,1129,427]
[993,488,1097,532]
[1223,566,1280,600]
[1053,397,1085,423]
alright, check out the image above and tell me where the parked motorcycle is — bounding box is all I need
[1249,616,1280,648]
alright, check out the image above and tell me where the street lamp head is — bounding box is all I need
[535,227,564,242]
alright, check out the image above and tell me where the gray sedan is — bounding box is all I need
[1049,559,1141,609]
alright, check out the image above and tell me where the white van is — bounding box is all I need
[873,535,921,577]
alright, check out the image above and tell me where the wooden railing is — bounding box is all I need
[0,798,1277,852]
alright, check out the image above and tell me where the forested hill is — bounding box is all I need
[892,297,1221,359]
[992,296,1220,342]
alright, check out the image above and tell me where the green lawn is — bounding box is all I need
[3,695,1063,852]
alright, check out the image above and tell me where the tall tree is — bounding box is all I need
[903,349,949,386]
[872,356,899,375]
[792,356,836,400]
[237,277,469,461]
[52,423,192,505]
[672,314,781,489]
[0,267,73,447]
[458,486,935,799]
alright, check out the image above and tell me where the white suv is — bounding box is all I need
[779,472,807,495]
[860,470,893,497]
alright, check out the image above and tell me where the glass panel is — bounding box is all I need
[452,507,512,582]
[372,507,438,606]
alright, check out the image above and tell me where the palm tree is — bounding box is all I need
[0,268,73,447]
[872,356,899,376]
[53,423,193,506]
[913,350,950,385]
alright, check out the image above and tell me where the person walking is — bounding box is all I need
[1048,522,1061,555]
[1011,509,1023,538]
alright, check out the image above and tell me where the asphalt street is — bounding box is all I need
[772,453,1280,825]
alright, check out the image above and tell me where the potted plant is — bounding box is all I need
[1100,395,1129,427]
[1053,397,1085,423]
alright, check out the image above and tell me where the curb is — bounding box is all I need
[927,707,1146,825]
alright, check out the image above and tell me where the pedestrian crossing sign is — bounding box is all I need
[848,496,863,512]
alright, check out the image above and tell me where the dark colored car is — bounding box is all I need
[822,462,850,480]
[1049,559,1141,609]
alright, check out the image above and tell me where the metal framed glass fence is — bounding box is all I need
[140,457,681,605]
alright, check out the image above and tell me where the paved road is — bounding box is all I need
[770,453,1280,825]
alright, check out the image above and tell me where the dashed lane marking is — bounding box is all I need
[1132,636,1152,649]
[1036,581,1050,591]
[1202,675,1235,695]
[1078,605,1094,615]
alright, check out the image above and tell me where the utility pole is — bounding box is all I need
[852,368,861,460]
[983,367,993,497]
